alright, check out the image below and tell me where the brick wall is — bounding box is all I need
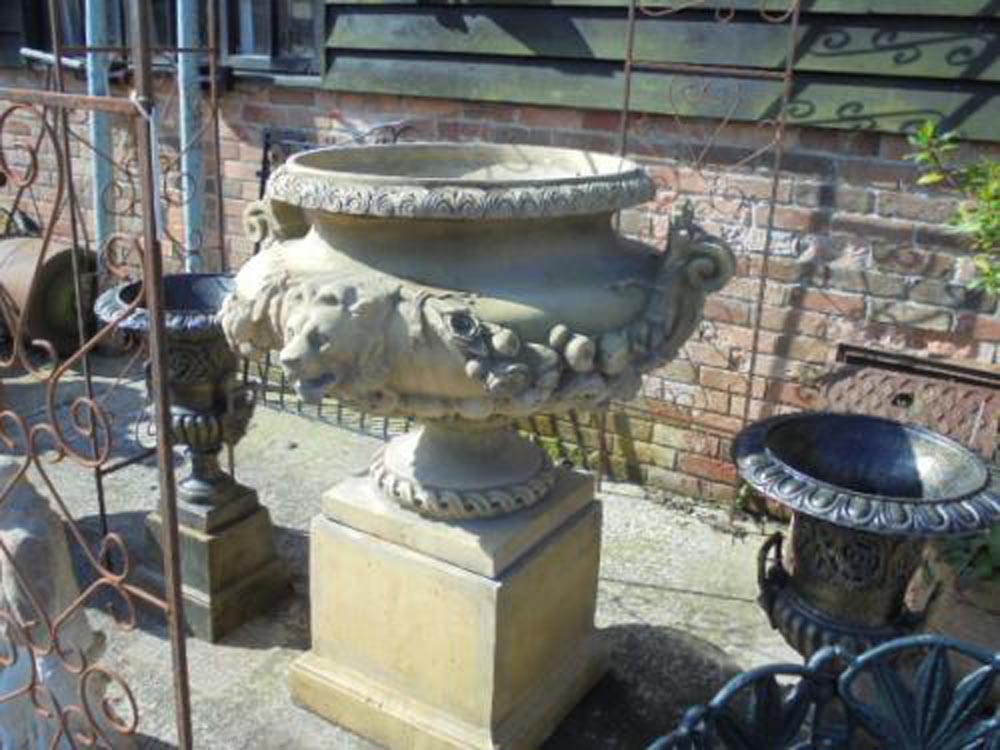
[2,68,997,503]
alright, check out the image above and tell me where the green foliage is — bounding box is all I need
[907,121,1000,295]
[940,525,1000,586]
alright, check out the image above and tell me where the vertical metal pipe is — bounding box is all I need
[177,0,204,271]
[86,0,113,260]
[128,1,194,746]
[207,0,227,270]
[48,0,109,531]
[86,0,113,535]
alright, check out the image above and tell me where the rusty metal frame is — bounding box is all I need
[608,0,804,480]
[0,0,194,745]
[17,0,232,535]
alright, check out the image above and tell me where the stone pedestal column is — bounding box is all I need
[290,471,606,750]
[219,143,738,744]
[145,483,289,642]
[95,274,291,642]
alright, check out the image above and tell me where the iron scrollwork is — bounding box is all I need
[0,93,168,748]
[650,634,999,750]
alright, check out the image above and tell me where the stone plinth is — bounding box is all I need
[144,484,289,642]
[290,471,606,750]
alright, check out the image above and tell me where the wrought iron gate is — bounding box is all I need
[0,0,195,746]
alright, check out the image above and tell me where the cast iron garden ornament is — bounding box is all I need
[650,633,999,750]
[96,273,255,503]
[734,412,1000,658]
[221,142,736,520]
[95,273,287,640]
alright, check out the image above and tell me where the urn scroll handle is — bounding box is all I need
[243,198,310,247]
[757,531,787,628]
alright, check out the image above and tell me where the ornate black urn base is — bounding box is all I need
[735,412,1000,659]
[96,273,290,641]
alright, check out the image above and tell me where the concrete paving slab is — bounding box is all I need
[1,354,799,750]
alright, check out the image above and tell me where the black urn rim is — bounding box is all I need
[94,273,234,338]
[733,412,1000,538]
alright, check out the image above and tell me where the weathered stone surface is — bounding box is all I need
[12,365,798,750]
[0,457,129,749]
[221,144,735,520]
[144,489,290,642]
[869,300,954,331]
[292,472,606,750]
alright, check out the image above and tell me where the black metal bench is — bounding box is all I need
[649,634,998,749]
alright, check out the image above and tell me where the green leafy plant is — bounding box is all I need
[940,525,1000,586]
[907,121,1000,295]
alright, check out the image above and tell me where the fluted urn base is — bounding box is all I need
[370,420,559,520]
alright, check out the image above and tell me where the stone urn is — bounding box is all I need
[95,273,288,641]
[221,142,735,749]
[222,143,734,518]
[734,412,1000,659]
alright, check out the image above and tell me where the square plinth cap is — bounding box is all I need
[322,470,595,578]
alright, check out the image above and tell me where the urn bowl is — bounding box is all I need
[735,412,999,657]
[222,142,736,519]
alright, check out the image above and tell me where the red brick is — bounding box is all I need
[549,130,616,153]
[702,479,738,500]
[644,467,701,498]
[869,300,953,332]
[767,335,831,364]
[269,88,316,106]
[652,423,719,454]
[726,173,793,203]
[699,388,730,414]
[241,103,280,124]
[878,133,915,161]
[766,257,820,284]
[222,160,260,182]
[722,278,795,306]
[838,159,919,190]
[677,453,738,484]
[704,296,751,325]
[700,367,752,394]
[794,181,874,214]
[877,192,960,224]
[751,354,825,382]
[823,267,907,298]
[830,213,914,245]
[462,103,517,122]
[518,105,583,130]
[915,224,973,253]
[650,164,710,194]
[685,341,733,369]
[755,204,830,234]
[401,97,463,117]
[791,288,866,317]
[217,140,240,160]
[581,109,622,132]
[870,246,954,278]
[343,92,404,114]
[436,121,486,141]
[492,125,551,146]
[957,313,1000,342]
[691,410,743,435]
[661,359,698,384]
[765,380,826,410]
[798,128,880,156]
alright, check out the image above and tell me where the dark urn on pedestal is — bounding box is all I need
[96,273,289,641]
[734,412,1000,658]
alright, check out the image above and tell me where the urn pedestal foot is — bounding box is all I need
[290,471,606,750]
[143,485,290,642]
